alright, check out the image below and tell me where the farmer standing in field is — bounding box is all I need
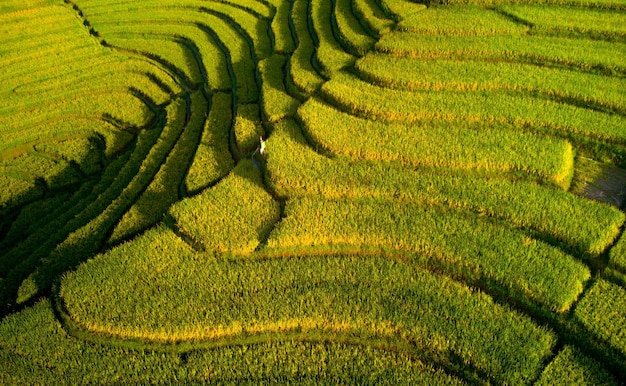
[259,136,266,157]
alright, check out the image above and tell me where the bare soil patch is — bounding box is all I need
[571,158,626,209]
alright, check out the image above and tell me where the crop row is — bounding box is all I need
[108,36,205,86]
[500,4,626,41]
[170,160,280,255]
[82,10,258,101]
[396,5,528,35]
[0,125,144,309]
[536,345,619,385]
[355,54,626,115]
[259,54,301,123]
[334,0,376,56]
[1,47,120,94]
[234,104,264,155]
[269,0,296,54]
[610,232,626,272]
[352,0,394,35]
[574,279,626,359]
[0,91,154,141]
[0,175,44,214]
[4,65,174,116]
[376,32,626,75]
[0,5,87,50]
[185,92,234,193]
[93,21,235,93]
[108,91,208,245]
[321,72,626,146]
[310,0,355,76]
[378,0,427,23]
[266,119,623,256]
[1,137,102,207]
[299,97,575,189]
[288,0,325,96]
[83,3,271,59]
[60,233,555,384]
[426,0,626,10]
[10,98,186,304]
[266,195,590,312]
[0,299,469,384]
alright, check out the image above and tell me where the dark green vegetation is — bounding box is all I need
[1,0,625,384]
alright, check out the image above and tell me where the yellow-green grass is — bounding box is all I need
[335,0,376,56]
[356,54,626,114]
[377,32,626,75]
[379,0,427,22]
[101,36,204,86]
[610,232,626,272]
[108,92,208,245]
[0,119,125,161]
[0,175,44,212]
[536,345,619,385]
[221,0,274,19]
[4,60,176,109]
[266,119,623,256]
[85,10,259,102]
[0,300,466,384]
[427,0,626,9]
[94,26,230,92]
[269,0,296,54]
[234,104,265,154]
[397,4,528,35]
[311,0,355,76]
[289,0,325,95]
[1,151,82,191]
[60,244,555,384]
[11,98,186,304]
[299,97,575,189]
[0,91,154,137]
[500,4,626,41]
[266,195,590,312]
[2,136,150,304]
[82,3,271,60]
[33,137,102,176]
[259,54,301,122]
[322,72,626,146]
[574,279,626,357]
[352,0,394,35]
[170,160,280,254]
[185,92,234,193]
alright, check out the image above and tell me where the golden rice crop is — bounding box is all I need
[322,72,626,146]
[536,345,619,386]
[0,299,466,384]
[397,4,528,35]
[500,4,626,41]
[266,119,623,256]
[310,0,355,76]
[266,195,590,312]
[334,0,376,56]
[170,159,280,254]
[356,54,626,114]
[376,32,626,74]
[299,97,575,189]
[574,279,626,357]
[352,0,394,35]
[259,55,301,122]
[185,92,234,193]
[59,244,555,384]
[610,233,626,272]
[289,0,325,95]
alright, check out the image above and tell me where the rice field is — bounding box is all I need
[1,0,625,383]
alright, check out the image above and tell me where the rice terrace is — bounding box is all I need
[1,0,626,383]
